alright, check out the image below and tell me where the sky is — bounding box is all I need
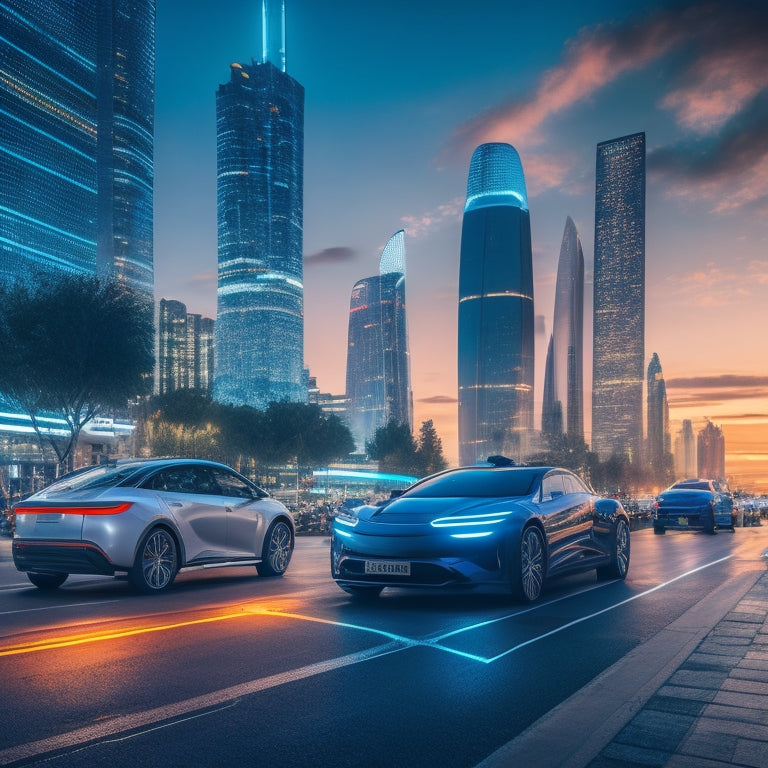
[154,0,768,492]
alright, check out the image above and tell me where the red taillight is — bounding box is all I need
[16,502,133,516]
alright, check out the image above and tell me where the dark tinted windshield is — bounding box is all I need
[403,468,540,499]
[39,463,145,494]
[672,480,710,491]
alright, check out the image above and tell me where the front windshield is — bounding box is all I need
[403,468,540,499]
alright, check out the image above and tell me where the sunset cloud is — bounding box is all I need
[418,395,458,405]
[400,198,463,239]
[446,0,768,211]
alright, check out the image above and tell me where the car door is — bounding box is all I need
[144,465,230,562]
[208,466,265,557]
[538,471,594,573]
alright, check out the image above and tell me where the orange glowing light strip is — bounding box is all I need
[15,502,133,516]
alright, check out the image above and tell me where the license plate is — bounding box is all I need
[365,560,410,576]
[677,517,689,526]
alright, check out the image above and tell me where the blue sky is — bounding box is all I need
[154,0,768,489]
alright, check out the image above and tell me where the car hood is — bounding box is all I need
[358,495,526,525]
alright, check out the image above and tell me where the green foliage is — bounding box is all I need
[144,394,355,472]
[0,274,154,469]
[367,419,449,478]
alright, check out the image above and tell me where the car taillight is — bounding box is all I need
[16,502,133,516]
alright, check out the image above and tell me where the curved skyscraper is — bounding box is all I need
[214,0,305,408]
[542,216,584,440]
[646,352,669,478]
[458,143,534,466]
[592,132,645,461]
[345,230,412,452]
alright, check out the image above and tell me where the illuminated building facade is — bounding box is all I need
[646,352,670,476]
[542,216,584,440]
[156,299,214,395]
[458,143,534,466]
[591,132,645,461]
[697,421,725,480]
[213,0,305,409]
[345,230,412,452]
[0,0,154,299]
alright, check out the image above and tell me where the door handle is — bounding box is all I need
[168,502,183,508]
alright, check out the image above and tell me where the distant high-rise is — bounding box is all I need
[1,0,155,299]
[213,0,305,409]
[674,419,696,479]
[591,132,645,461]
[542,216,584,440]
[156,299,214,395]
[697,421,725,479]
[345,230,412,452]
[646,352,670,476]
[458,143,534,466]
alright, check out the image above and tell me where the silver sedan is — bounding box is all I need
[12,458,294,593]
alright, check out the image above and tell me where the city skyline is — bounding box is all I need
[153,0,768,490]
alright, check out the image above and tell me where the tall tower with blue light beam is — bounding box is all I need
[213,0,305,408]
[458,143,535,466]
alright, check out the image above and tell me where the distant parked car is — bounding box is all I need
[653,478,736,534]
[331,461,631,603]
[12,458,295,592]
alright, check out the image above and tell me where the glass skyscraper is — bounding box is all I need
[542,216,584,440]
[646,352,669,477]
[213,0,305,409]
[591,132,645,461]
[345,230,412,452]
[0,0,154,298]
[458,143,534,466]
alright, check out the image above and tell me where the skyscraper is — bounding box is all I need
[646,352,670,477]
[458,143,534,466]
[542,216,584,440]
[156,299,215,395]
[674,419,696,479]
[213,0,305,409]
[591,132,645,461]
[0,0,155,298]
[345,230,412,452]
[697,420,725,479]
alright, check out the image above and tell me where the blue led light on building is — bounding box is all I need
[458,143,534,466]
[213,0,305,409]
[345,230,412,452]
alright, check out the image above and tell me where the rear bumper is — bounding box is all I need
[12,539,116,576]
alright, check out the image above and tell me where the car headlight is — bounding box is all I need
[431,510,512,537]
[333,510,360,529]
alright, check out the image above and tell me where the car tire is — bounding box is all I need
[27,572,68,590]
[653,524,665,535]
[597,517,630,580]
[256,520,293,577]
[339,584,383,599]
[512,525,545,603]
[129,527,178,593]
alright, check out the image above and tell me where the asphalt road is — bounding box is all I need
[0,526,766,767]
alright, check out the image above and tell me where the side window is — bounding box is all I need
[540,473,566,502]
[562,473,587,495]
[190,467,222,496]
[210,468,256,499]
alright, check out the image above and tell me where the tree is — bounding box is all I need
[0,275,154,471]
[366,420,419,476]
[415,419,448,476]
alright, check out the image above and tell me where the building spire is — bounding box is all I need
[260,0,286,71]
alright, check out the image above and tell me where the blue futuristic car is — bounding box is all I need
[330,461,630,602]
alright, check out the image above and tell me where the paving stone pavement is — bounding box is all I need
[586,571,768,768]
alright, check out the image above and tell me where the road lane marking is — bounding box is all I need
[0,640,409,766]
[0,599,120,617]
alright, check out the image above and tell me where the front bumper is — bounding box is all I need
[330,528,507,590]
[13,539,117,576]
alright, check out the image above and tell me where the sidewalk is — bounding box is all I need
[478,567,768,768]
[588,570,768,768]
